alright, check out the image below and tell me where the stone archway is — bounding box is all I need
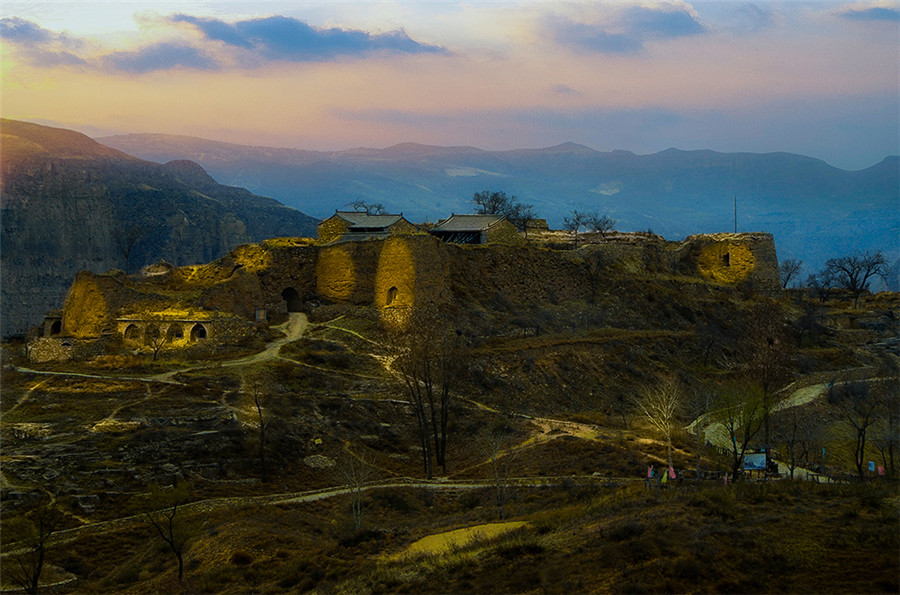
[386,286,399,306]
[124,324,141,341]
[190,323,208,341]
[49,320,61,336]
[282,287,302,312]
[167,323,184,340]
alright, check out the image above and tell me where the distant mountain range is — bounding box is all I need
[1,120,318,337]
[101,133,899,279]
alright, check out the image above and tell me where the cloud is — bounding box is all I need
[103,42,218,73]
[169,14,447,62]
[727,3,776,33]
[551,84,582,95]
[1,16,55,43]
[0,17,88,67]
[839,6,900,21]
[546,5,706,54]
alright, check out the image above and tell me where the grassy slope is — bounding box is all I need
[1,279,897,592]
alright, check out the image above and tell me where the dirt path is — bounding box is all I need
[5,377,51,414]
[144,312,308,382]
[774,374,895,412]
[18,474,626,553]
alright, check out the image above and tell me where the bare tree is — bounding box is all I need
[243,372,273,483]
[779,258,803,289]
[828,380,880,482]
[471,190,537,233]
[805,271,835,303]
[824,250,888,307]
[2,502,64,595]
[563,210,587,247]
[389,307,463,478]
[113,224,145,273]
[634,377,684,469]
[871,359,900,477]
[586,212,617,240]
[336,451,375,530]
[347,199,386,215]
[144,323,170,361]
[144,482,193,583]
[687,387,715,477]
[772,405,823,479]
[739,302,794,452]
[713,383,766,482]
[482,426,520,520]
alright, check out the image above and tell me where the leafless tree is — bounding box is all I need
[739,302,794,451]
[827,380,880,482]
[389,307,463,478]
[2,502,64,594]
[144,482,193,583]
[346,199,386,215]
[144,323,170,361]
[779,258,803,289]
[563,210,587,247]
[482,427,520,520]
[713,383,766,482]
[113,224,145,273]
[471,190,537,234]
[634,376,684,469]
[824,250,888,307]
[243,372,273,482]
[805,270,835,302]
[336,451,375,530]
[773,405,823,479]
[586,212,617,240]
[870,360,900,477]
[687,387,716,477]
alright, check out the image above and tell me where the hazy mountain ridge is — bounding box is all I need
[0,120,319,337]
[101,133,899,275]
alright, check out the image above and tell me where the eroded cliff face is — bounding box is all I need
[0,119,318,337]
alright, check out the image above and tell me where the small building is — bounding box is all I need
[317,211,418,243]
[430,214,522,245]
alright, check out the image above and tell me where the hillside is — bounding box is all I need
[100,133,900,274]
[0,120,319,337]
[1,248,897,592]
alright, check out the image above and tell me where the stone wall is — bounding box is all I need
[317,216,349,243]
[40,230,782,356]
[681,233,781,294]
[316,241,382,304]
[485,220,525,245]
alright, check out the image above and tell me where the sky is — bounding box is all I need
[1,1,898,170]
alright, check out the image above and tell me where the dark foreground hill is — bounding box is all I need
[0,120,318,337]
[100,133,899,275]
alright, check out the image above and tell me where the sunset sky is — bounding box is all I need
[2,1,898,170]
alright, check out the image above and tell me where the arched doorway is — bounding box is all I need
[167,324,184,340]
[124,324,141,341]
[386,286,399,306]
[49,320,61,336]
[190,323,208,341]
[282,287,302,312]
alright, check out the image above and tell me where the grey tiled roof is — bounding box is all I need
[334,211,404,229]
[432,214,506,232]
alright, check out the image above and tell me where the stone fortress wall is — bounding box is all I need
[32,231,780,360]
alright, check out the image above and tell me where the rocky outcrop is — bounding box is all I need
[0,119,318,337]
